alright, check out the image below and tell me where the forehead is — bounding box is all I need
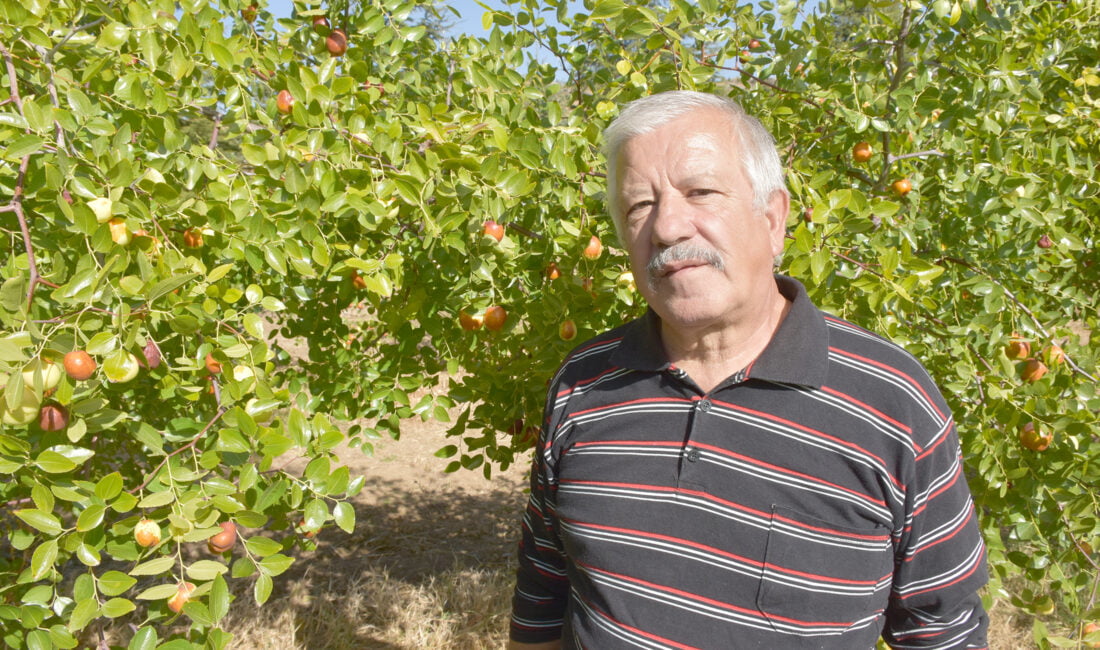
[616,109,740,187]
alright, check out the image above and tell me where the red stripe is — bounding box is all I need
[579,561,862,628]
[561,479,890,542]
[829,346,946,421]
[914,421,953,461]
[897,549,984,600]
[820,385,914,436]
[568,396,693,419]
[904,505,975,561]
[709,399,904,491]
[692,441,889,508]
[570,518,888,586]
[582,599,703,650]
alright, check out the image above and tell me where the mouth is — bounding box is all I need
[655,260,709,278]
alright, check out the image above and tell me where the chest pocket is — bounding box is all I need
[755,505,894,645]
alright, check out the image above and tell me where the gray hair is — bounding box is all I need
[602,91,788,235]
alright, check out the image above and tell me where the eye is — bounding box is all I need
[625,199,653,216]
[688,188,719,198]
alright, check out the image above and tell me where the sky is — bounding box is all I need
[267,0,821,40]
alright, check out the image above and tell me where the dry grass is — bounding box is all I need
[222,565,512,649]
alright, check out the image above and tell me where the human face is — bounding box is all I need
[614,109,788,334]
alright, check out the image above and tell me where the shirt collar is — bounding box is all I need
[609,275,829,388]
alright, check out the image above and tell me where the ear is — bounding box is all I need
[763,189,790,258]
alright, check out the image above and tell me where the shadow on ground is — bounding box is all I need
[221,474,528,649]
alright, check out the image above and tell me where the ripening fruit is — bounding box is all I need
[183,227,204,249]
[38,403,69,431]
[205,353,222,375]
[326,29,348,56]
[142,340,162,369]
[276,89,294,115]
[546,262,561,281]
[23,357,63,391]
[134,518,162,548]
[1044,344,1065,366]
[64,350,97,381]
[1083,622,1100,647]
[582,235,603,260]
[108,217,132,246]
[482,220,505,242]
[1021,359,1048,383]
[1,391,41,426]
[103,350,141,383]
[350,271,367,290]
[240,4,257,22]
[484,305,507,331]
[1019,421,1052,452]
[1004,339,1030,360]
[892,178,912,196]
[1037,234,1053,249]
[748,39,762,49]
[167,582,196,614]
[559,319,577,341]
[88,197,113,223]
[207,521,238,554]
[852,141,873,163]
[459,310,483,331]
[312,16,329,33]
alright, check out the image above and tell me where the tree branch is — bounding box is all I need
[939,256,1099,383]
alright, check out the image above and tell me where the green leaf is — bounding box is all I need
[31,538,58,580]
[134,583,179,600]
[333,501,355,533]
[15,509,63,536]
[138,490,175,508]
[130,556,174,576]
[209,574,230,623]
[67,597,99,632]
[253,573,272,604]
[5,135,45,160]
[76,504,106,531]
[98,571,137,596]
[259,553,294,576]
[34,450,77,474]
[95,472,124,500]
[127,626,158,650]
[244,536,282,557]
[101,597,136,618]
[186,560,229,581]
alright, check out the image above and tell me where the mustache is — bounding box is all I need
[647,243,725,281]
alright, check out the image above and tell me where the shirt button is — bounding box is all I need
[686,448,700,462]
[697,400,712,412]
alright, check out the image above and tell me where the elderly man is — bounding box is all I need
[507,91,988,649]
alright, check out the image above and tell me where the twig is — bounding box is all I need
[44,17,107,63]
[939,256,1099,382]
[888,149,946,164]
[130,407,228,494]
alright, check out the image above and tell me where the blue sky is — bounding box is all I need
[266,0,819,39]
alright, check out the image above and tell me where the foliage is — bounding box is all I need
[0,0,1097,647]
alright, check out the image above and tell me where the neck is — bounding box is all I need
[660,283,791,393]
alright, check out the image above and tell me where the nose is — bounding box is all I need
[650,193,695,247]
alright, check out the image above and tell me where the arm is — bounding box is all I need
[508,415,571,645]
[883,420,989,649]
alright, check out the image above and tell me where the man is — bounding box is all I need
[508,91,988,649]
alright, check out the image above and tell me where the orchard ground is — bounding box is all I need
[108,398,1038,648]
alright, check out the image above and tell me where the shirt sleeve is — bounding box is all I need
[509,365,573,644]
[883,419,989,649]
[509,431,570,643]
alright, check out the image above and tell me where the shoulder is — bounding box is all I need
[822,313,953,442]
[551,318,641,387]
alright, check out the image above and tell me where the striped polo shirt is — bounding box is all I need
[511,275,988,649]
